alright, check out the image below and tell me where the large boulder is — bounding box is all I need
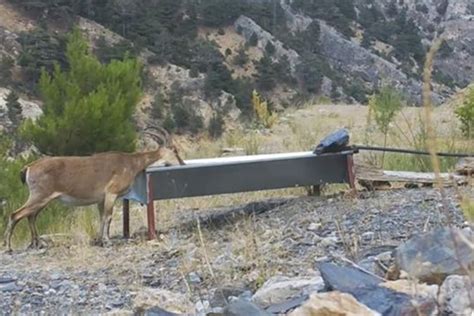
[394,227,474,284]
[318,262,437,316]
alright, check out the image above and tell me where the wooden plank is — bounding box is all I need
[356,163,468,185]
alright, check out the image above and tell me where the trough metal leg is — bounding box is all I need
[346,154,356,193]
[123,199,130,239]
[146,174,157,240]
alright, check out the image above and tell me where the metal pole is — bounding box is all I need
[146,173,157,240]
[123,199,130,239]
[346,154,356,193]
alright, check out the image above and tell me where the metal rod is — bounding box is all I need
[354,145,474,158]
[146,173,157,240]
[123,199,130,239]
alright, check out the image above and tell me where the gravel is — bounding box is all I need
[0,187,469,314]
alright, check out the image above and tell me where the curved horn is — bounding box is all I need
[144,131,167,146]
[144,124,172,145]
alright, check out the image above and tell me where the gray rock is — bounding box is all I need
[394,227,474,284]
[439,275,474,315]
[187,272,201,284]
[318,262,437,316]
[251,275,324,308]
[223,299,270,316]
[234,15,300,74]
[0,282,20,292]
[137,306,180,316]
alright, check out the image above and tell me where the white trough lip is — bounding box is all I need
[147,150,354,171]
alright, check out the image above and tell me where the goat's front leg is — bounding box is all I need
[97,194,117,247]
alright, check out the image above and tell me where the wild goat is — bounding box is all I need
[3,126,185,252]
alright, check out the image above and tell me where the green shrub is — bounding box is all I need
[208,112,225,139]
[455,86,474,138]
[368,85,403,167]
[21,28,142,156]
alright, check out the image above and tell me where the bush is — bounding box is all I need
[368,85,403,167]
[252,90,277,129]
[455,86,474,138]
[233,46,248,67]
[150,92,166,120]
[248,33,258,47]
[17,27,68,92]
[21,29,142,156]
[0,55,14,86]
[208,112,225,138]
[171,103,204,134]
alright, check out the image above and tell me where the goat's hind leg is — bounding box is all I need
[4,196,54,252]
[27,212,47,250]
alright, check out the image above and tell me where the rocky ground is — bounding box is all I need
[0,186,472,315]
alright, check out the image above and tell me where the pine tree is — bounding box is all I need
[4,91,22,131]
[21,29,143,156]
[254,54,276,91]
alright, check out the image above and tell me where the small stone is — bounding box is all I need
[307,223,321,231]
[188,272,202,284]
[361,232,375,242]
[0,282,20,292]
[0,276,16,284]
[320,236,339,247]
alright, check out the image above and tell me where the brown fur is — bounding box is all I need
[4,145,185,252]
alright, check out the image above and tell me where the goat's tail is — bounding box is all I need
[20,167,27,184]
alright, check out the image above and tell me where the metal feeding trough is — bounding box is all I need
[121,144,357,240]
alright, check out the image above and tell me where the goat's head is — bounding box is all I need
[144,125,185,166]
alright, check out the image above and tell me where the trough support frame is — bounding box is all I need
[122,199,130,239]
[146,173,157,240]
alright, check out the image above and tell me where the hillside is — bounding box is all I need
[0,0,473,137]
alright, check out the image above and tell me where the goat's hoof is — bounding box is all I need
[93,238,112,247]
[28,238,48,250]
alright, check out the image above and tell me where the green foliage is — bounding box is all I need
[369,86,403,135]
[21,29,142,156]
[232,77,254,116]
[150,92,166,120]
[438,41,453,58]
[292,0,355,37]
[346,81,369,104]
[94,36,138,64]
[198,0,242,27]
[17,27,67,92]
[455,86,474,138]
[4,91,22,131]
[248,33,259,47]
[233,46,249,67]
[296,54,323,94]
[0,55,14,86]
[208,112,225,139]
[274,55,295,86]
[254,55,276,91]
[171,104,203,134]
[265,42,276,56]
[252,90,277,129]
[368,85,403,167]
